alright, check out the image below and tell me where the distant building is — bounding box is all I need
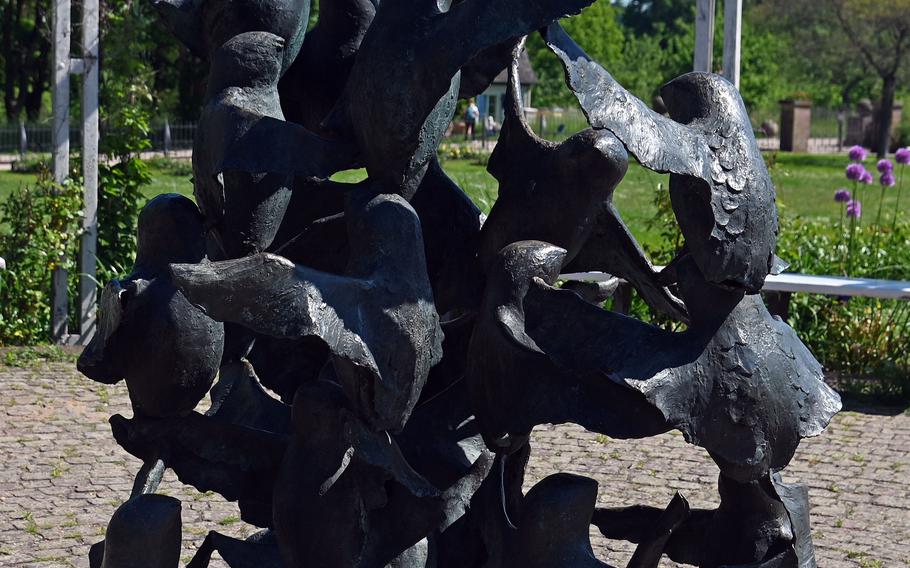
[477,50,538,125]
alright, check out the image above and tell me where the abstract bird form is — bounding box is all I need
[78,2,840,566]
[171,190,443,432]
[77,194,224,419]
[545,22,781,292]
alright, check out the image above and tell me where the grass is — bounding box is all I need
[3,151,906,250]
[22,512,38,535]
[218,515,241,526]
[1,346,77,367]
[50,462,69,479]
[0,171,37,198]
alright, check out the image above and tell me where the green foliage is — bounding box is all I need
[527,3,625,108]
[10,153,51,174]
[0,170,83,344]
[618,168,910,401]
[528,2,694,109]
[738,27,791,112]
[98,157,152,282]
[437,143,491,166]
[619,0,693,36]
[96,0,156,284]
[1,345,76,367]
[145,157,193,178]
[777,218,910,401]
[642,181,681,266]
[0,0,51,121]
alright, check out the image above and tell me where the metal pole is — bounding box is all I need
[722,0,742,89]
[19,121,27,158]
[51,0,72,342]
[80,0,99,342]
[694,0,715,73]
[52,0,71,184]
[164,118,172,157]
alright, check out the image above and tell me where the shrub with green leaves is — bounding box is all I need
[0,169,83,344]
[626,178,910,401]
[146,156,193,178]
[10,154,52,174]
[777,217,910,401]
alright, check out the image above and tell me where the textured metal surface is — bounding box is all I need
[76,4,841,566]
[77,195,224,418]
[194,31,355,259]
[545,22,779,293]
[171,191,443,433]
[333,0,596,198]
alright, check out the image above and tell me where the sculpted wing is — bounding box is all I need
[543,22,714,181]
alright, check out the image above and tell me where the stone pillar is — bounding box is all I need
[860,101,903,152]
[779,99,812,153]
[846,99,874,146]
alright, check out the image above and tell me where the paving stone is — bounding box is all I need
[1,361,907,567]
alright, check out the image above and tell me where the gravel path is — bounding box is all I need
[1,360,907,567]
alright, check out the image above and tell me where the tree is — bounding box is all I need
[1,0,51,122]
[832,0,910,156]
[527,2,625,107]
[761,0,910,157]
[619,0,693,36]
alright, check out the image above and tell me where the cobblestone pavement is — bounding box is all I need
[1,360,908,567]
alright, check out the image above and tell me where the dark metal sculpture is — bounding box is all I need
[544,22,784,293]
[90,494,182,568]
[80,2,841,567]
[78,194,224,418]
[480,43,685,320]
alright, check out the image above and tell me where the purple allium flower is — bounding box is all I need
[846,163,867,181]
[861,170,874,184]
[878,159,894,173]
[834,188,851,202]
[881,171,896,186]
[897,147,910,165]
[846,199,862,218]
[848,145,868,162]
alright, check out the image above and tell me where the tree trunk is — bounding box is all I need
[2,0,19,121]
[23,0,49,121]
[877,74,897,158]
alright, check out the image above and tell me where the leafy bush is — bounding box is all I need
[146,156,193,177]
[94,0,157,284]
[437,143,491,166]
[10,153,52,174]
[777,217,910,401]
[2,345,77,367]
[0,169,83,344]
[624,176,910,401]
[98,151,152,282]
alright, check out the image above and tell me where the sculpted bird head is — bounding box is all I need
[208,32,285,95]
[661,72,748,132]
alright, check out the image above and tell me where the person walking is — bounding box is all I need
[465,99,479,141]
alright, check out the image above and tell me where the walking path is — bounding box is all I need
[1,359,907,567]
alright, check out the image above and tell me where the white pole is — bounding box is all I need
[52,0,70,184]
[80,0,100,341]
[19,121,27,158]
[723,0,743,89]
[51,0,72,342]
[694,0,715,73]
[164,118,172,157]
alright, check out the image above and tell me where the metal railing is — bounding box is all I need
[1,106,866,159]
[0,120,196,157]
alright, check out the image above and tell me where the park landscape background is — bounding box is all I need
[1,0,910,403]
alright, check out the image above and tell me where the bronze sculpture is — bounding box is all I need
[79,1,841,566]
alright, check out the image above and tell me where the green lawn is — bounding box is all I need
[0,171,38,198]
[2,153,903,249]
